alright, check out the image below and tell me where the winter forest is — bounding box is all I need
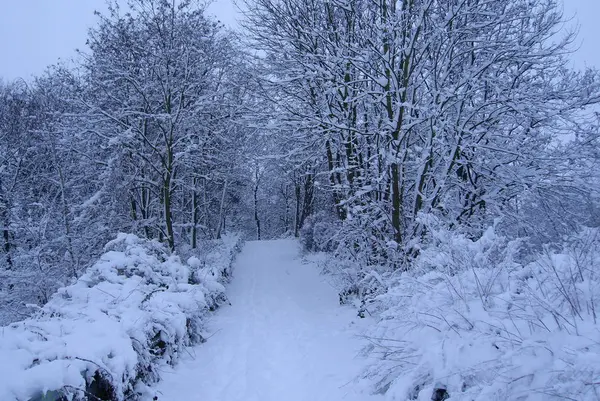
[1,0,600,400]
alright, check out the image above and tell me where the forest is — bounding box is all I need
[1,0,599,400]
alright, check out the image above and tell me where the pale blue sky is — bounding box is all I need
[0,0,239,81]
[0,0,597,81]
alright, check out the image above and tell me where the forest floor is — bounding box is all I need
[148,239,380,401]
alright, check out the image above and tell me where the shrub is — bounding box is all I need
[364,223,600,400]
[0,233,242,401]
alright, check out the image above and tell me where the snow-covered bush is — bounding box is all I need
[316,256,388,315]
[300,211,341,253]
[301,210,393,310]
[186,234,243,285]
[364,224,600,400]
[0,233,242,401]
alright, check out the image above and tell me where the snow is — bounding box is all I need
[0,233,242,401]
[5,230,595,401]
[363,225,600,401]
[148,239,380,401]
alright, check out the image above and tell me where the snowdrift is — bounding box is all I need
[364,225,600,400]
[0,233,242,401]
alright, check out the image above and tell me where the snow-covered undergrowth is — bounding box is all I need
[0,233,242,401]
[363,224,600,400]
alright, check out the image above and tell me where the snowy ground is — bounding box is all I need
[149,239,380,401]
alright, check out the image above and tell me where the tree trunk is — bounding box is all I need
[51,141,78,277]
[294,182,301,237]
[163,145,175,251]
[1,210,12,270]
[254,167,261,240]
[326,139,346,220]
[0,181,12,270]
[191,177,198,248]
[282,184,290,234]
[215,180,228,240]
[299,173,314,230]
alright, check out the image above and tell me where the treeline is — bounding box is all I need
[243,0,600,266]
[238,1,600,397]
[0,0,258,324]
[2,0,600,325]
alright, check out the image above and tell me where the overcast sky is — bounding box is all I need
[0,0,598,81]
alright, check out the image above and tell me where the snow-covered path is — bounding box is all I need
[150,240,379,401]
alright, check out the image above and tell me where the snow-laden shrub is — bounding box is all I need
[187,233,243,285]
[300,211,341,253]
[301,209,393,310]
[331,202,402,268]
[364,223,600,400]
[319,256,388,314]
[0,233,242,401]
